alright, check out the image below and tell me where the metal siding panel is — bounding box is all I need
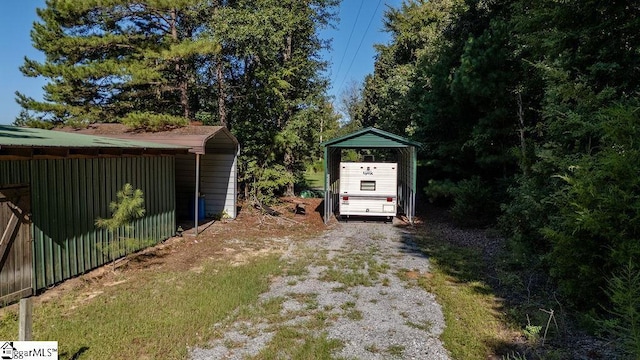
[31,161,43,291]
[55,159,67,282]
[43,161,55,287]
[147,157,156,241]
[17,154,178,293]
[72,159,85,273]
[64,160,75,278]
[169,156,177,234]
[0,161,30,185]
[163,157,170,237]
[92,158,101,268]
[109,157,117,262]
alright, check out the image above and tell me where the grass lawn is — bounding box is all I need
[413,232,520,359]
[0,255,282,360]
[303,169,324,190]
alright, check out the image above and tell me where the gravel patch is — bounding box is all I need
[190,219,450,360]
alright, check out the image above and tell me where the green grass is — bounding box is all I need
[303,169,324,190]
[319,250,389,288]
[412,235,516,360]
[0,255,283,360]
[250,328,343,360]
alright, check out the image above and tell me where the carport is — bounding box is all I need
[58,124,240,235]
[321,127,421,224]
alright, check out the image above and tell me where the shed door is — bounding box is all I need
[0,186,33,304]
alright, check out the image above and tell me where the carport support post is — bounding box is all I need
[195,153,201,236]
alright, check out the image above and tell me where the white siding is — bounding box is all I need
[200,153,237,218]
[339,162,398,216]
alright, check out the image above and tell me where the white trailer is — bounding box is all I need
[339,162,398,217]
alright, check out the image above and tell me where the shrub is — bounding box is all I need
[450,177,499,227]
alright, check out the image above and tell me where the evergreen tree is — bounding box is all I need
[17,0,218,129]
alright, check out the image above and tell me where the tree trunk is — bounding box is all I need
[216,59,227,127]
[171,8,191,120]
[516,89,528,176]
[284,151,295,196]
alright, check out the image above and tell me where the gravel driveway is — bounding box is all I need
[190,219,450,359]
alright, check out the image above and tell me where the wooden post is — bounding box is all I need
[19,297,32,341]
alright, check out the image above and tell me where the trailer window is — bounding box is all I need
[360,180,376,191]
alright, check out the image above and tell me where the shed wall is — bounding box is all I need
[200,153,237,218]
[0,156,176,291]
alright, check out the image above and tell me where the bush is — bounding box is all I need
[450,177,499,227]
[542,102,640,309]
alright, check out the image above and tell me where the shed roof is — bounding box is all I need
[58,123,238,154]
[0,125,188,159]
[321,127,421,148]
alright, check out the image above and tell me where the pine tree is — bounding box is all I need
[17,0,219,129]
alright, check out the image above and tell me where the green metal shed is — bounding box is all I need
[321,127,421,224]
[0,125,188,304]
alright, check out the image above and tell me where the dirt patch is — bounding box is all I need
[1,197,326,314]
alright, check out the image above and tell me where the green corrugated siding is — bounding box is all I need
[0,156,175,291]
[0,160,31,184]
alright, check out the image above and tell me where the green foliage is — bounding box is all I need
[121,112,188,132]
[363,0,640,318]
[247,162,295,205]
[541,102,640,307]
[423,179,456,204]
[450,177,499,227]
[95,183,146,234]
[19,0,341,201]
[95,183,147,264]
[602,261,640,358]
[18,0,209,125]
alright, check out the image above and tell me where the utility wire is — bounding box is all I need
[332,0,365,85]
[335,0,384,96]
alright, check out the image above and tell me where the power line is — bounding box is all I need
[332,0,365,85]
[335,0,384,96]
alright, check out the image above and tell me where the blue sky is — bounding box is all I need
[0,0,401,125]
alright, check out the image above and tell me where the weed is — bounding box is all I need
[251,328,342,359]
[386,344,405,356]
[340,301,356,310]
[365,344,381,353]
[406,320,432,332]
[501,351,527,360]
[284,260,309,277]
[345,310,363,321]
